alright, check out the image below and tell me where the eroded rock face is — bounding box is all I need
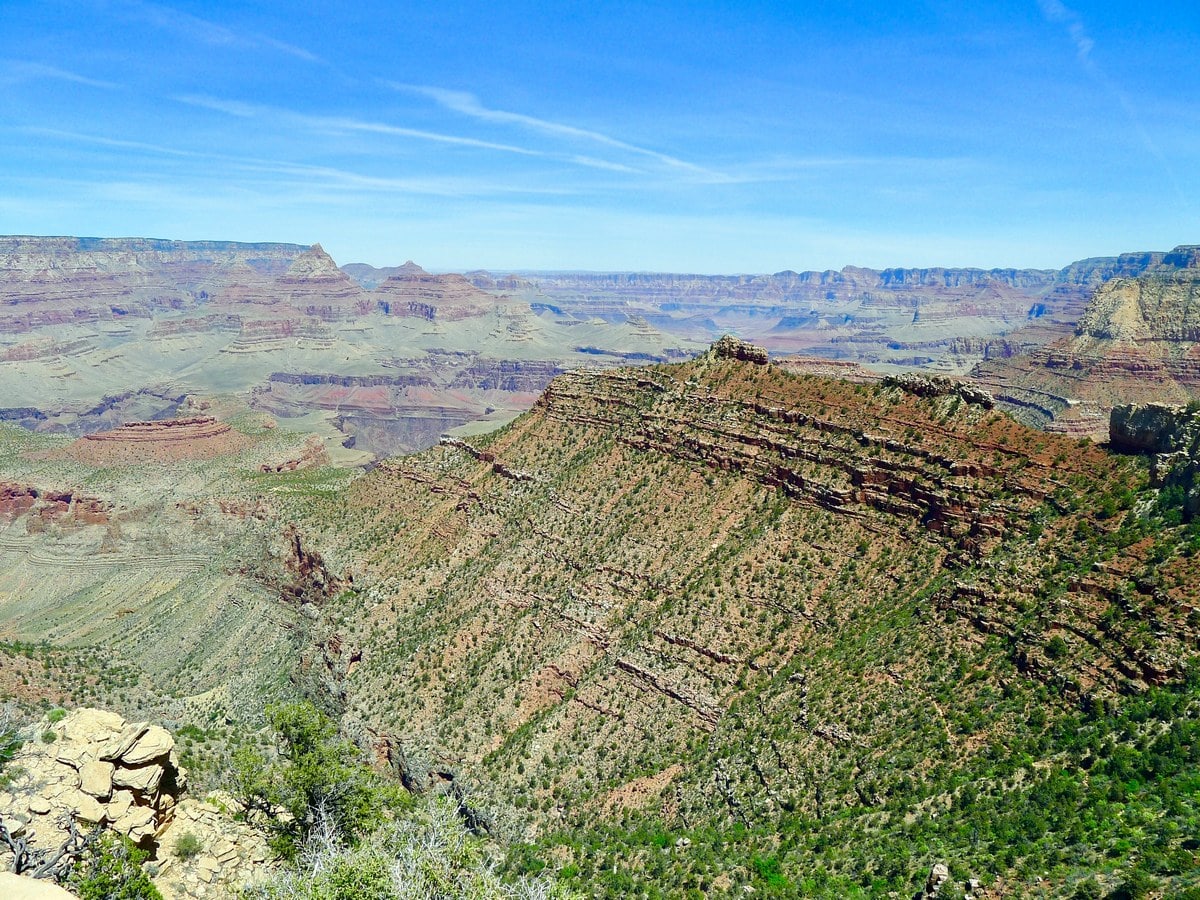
[0,484,111,527]
[1111,401,1200,517]
[1109,402,1193,454]
[65,417,250,465]
[974,248,1200,434]
[372,262,498,321]
[711,334,769,365]
[0,709,186,853]
[0,237,321,331]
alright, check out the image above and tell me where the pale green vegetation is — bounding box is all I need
[233,701,576,900]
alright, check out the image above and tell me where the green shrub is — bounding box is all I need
[233,701,407,859]
[41,729,57,744]
[173,830,203,860]
[1110,869,1159,900]
[70,833,163,900]
[1046,636,1069,660]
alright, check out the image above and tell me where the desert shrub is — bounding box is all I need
[0,704,19,766]
[246,797,574,900]
[174,830,203,860]
[69,833,163,900]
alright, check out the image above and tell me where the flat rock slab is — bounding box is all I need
[79,760,115,799]
[0,873,78,899]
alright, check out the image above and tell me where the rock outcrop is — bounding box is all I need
[66,417,250,465]
[0,708,186,854]
[883,373,994,408]
[711,334,769,365]
[1111,401,1200,517]
[0,711,275,899]
[152,795,273,900]
[1109,402,1196,454]
[0,484,110,527]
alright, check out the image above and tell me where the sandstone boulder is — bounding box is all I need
[62,788,106,824]
[79,760,114,799]
[56,708,124,748]
[122,725,175,766]
[923,862,951,898]
[0,873,78,900]
[0,707,185,872]
[112,761,164,795]
[1,708,276,900]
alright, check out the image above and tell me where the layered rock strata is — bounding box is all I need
[67,417,250,464]
[973,246,1200,434]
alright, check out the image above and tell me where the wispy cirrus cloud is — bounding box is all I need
[112,0,323,64]
[1036,0,1190,212]
[175,93,547,156]
[231,161,574,198]
[18,127,202,158]
[16,127,574,200]
[172,94,263,119]
[173,93,660,174]
[1036,0,1095,68]
[391,83,711,175]
[0,60,119,89]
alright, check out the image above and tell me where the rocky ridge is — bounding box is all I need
[268,344,1198,895]
[289,344,1194,898]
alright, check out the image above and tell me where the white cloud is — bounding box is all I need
[0,60,118,89]
[392,83,712,175]
[116,0,323,64]
[1036,0,1095,68]
[1036,0,1190,213]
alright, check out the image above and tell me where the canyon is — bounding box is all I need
[283,344,1197,896]
[3,235,1194,463]
[2,237,1200,897]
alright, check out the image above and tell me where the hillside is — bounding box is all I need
[287,339,1199,898]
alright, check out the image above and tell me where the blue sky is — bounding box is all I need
[1,0,1197,272]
